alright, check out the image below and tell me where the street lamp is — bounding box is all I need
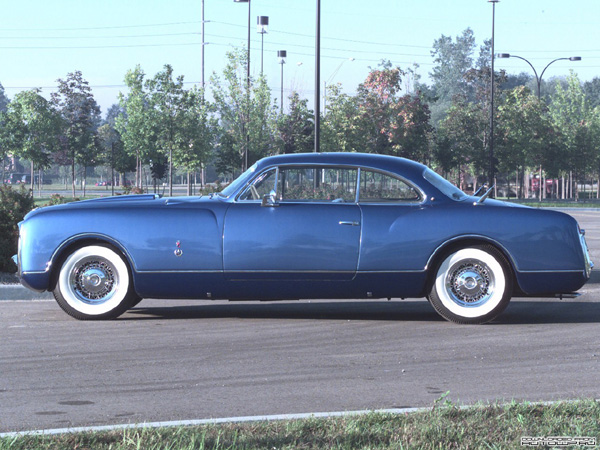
[257,16,269,75]
[323,57,354,114]
[496,53,581,201]
[488,0,499,193]
[234,0,251,170]
[496,53,581,98]
[278,50,287,111]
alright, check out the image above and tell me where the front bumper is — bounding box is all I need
[579,228,594,278]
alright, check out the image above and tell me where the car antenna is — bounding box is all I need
[476,184,495,204]
[473,185,486,197]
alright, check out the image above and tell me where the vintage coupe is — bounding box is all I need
[14,153,593,324]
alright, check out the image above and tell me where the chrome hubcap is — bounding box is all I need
[71,259,117,304]
[446,260,494,307]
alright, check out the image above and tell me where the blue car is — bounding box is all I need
[13,153,593,324]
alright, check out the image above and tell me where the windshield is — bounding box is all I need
[218,164,258,198]
[423,168,467,201]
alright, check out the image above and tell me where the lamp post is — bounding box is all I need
[278,50,287,111]
[314,0,321,152]
[488,0,499,193]
[257,16,269,75]
[323,57,354,114]
[233,0,251,170]
[496,53,581,99]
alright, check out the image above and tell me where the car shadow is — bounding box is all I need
[125,299,600,324]
[126,300,444,322]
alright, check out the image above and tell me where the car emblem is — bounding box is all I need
[174,240,183,257]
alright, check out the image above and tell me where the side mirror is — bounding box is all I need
[261,191,279,207]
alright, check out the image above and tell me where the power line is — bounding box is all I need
[0,21,202,32]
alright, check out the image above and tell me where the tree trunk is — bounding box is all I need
[29,161,34,192]
[538,165,542,202]
[71,158,76,198]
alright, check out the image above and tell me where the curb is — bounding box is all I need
[0,285,53,301]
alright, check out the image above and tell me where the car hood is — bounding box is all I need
[23,194,216,220]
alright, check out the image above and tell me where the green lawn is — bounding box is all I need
[2,399,599,450]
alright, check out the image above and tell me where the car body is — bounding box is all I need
[14,152,593,323]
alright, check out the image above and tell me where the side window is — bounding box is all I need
[239,169,277,201]
[278,167,357,202]
[359,170,420,202]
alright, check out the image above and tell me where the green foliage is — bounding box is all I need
[51,71,102,198]
[212,49,278,176]
[122,185,145,195]
[429,28,477,117]
[277,92,314,154]
[1,89,63,188]
[322,84,363,153]
[0,185,34,272]
[43,193,80,206]
[0,82,9,113]
[117,65,159,189]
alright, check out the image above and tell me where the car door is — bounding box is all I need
[223,165,361,280]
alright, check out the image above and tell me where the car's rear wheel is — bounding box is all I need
[427,245,512,324]
[53,245,136,320]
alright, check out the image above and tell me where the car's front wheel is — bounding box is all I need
[53,245,136,320]
[427,245,512,324]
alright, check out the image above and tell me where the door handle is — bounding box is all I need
[339,221,360,226]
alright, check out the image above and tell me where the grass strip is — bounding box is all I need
[1,399,599,449]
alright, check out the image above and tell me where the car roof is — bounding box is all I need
[254,152,427,178]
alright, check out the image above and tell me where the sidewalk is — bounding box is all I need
[0,285,53,301]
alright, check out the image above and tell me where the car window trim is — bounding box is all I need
[357,167,425,205]
[233,163,426,206]
[236,167,278,202]
[273,164,360,204]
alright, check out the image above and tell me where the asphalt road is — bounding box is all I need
[1,209,599,433]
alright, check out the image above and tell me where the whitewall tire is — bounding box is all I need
[427,246,512,324]
[53,245,136,320]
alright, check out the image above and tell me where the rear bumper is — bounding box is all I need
[515,270,589,297]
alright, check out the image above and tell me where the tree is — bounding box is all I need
[583,77,600,110]
[321,84,363,153]
[0,84,11,183]
[145,64,189,196]
[496,86,555,198]
[1,89,62,192]
[116,65,158,189]
[51,71,101,197]
[173,86,217,195]
[429,28,477,123]
[549,71,593,198]
[354,61,432,161]
[212,49,277,177]
[0,83,8,113]
[276,92,314,154]
[436,98,487,189]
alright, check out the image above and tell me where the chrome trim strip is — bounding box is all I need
[517,269,587,274]
[134,269,425,274]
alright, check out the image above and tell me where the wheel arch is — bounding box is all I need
[424,236,518,294]
[48,234,137,293]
